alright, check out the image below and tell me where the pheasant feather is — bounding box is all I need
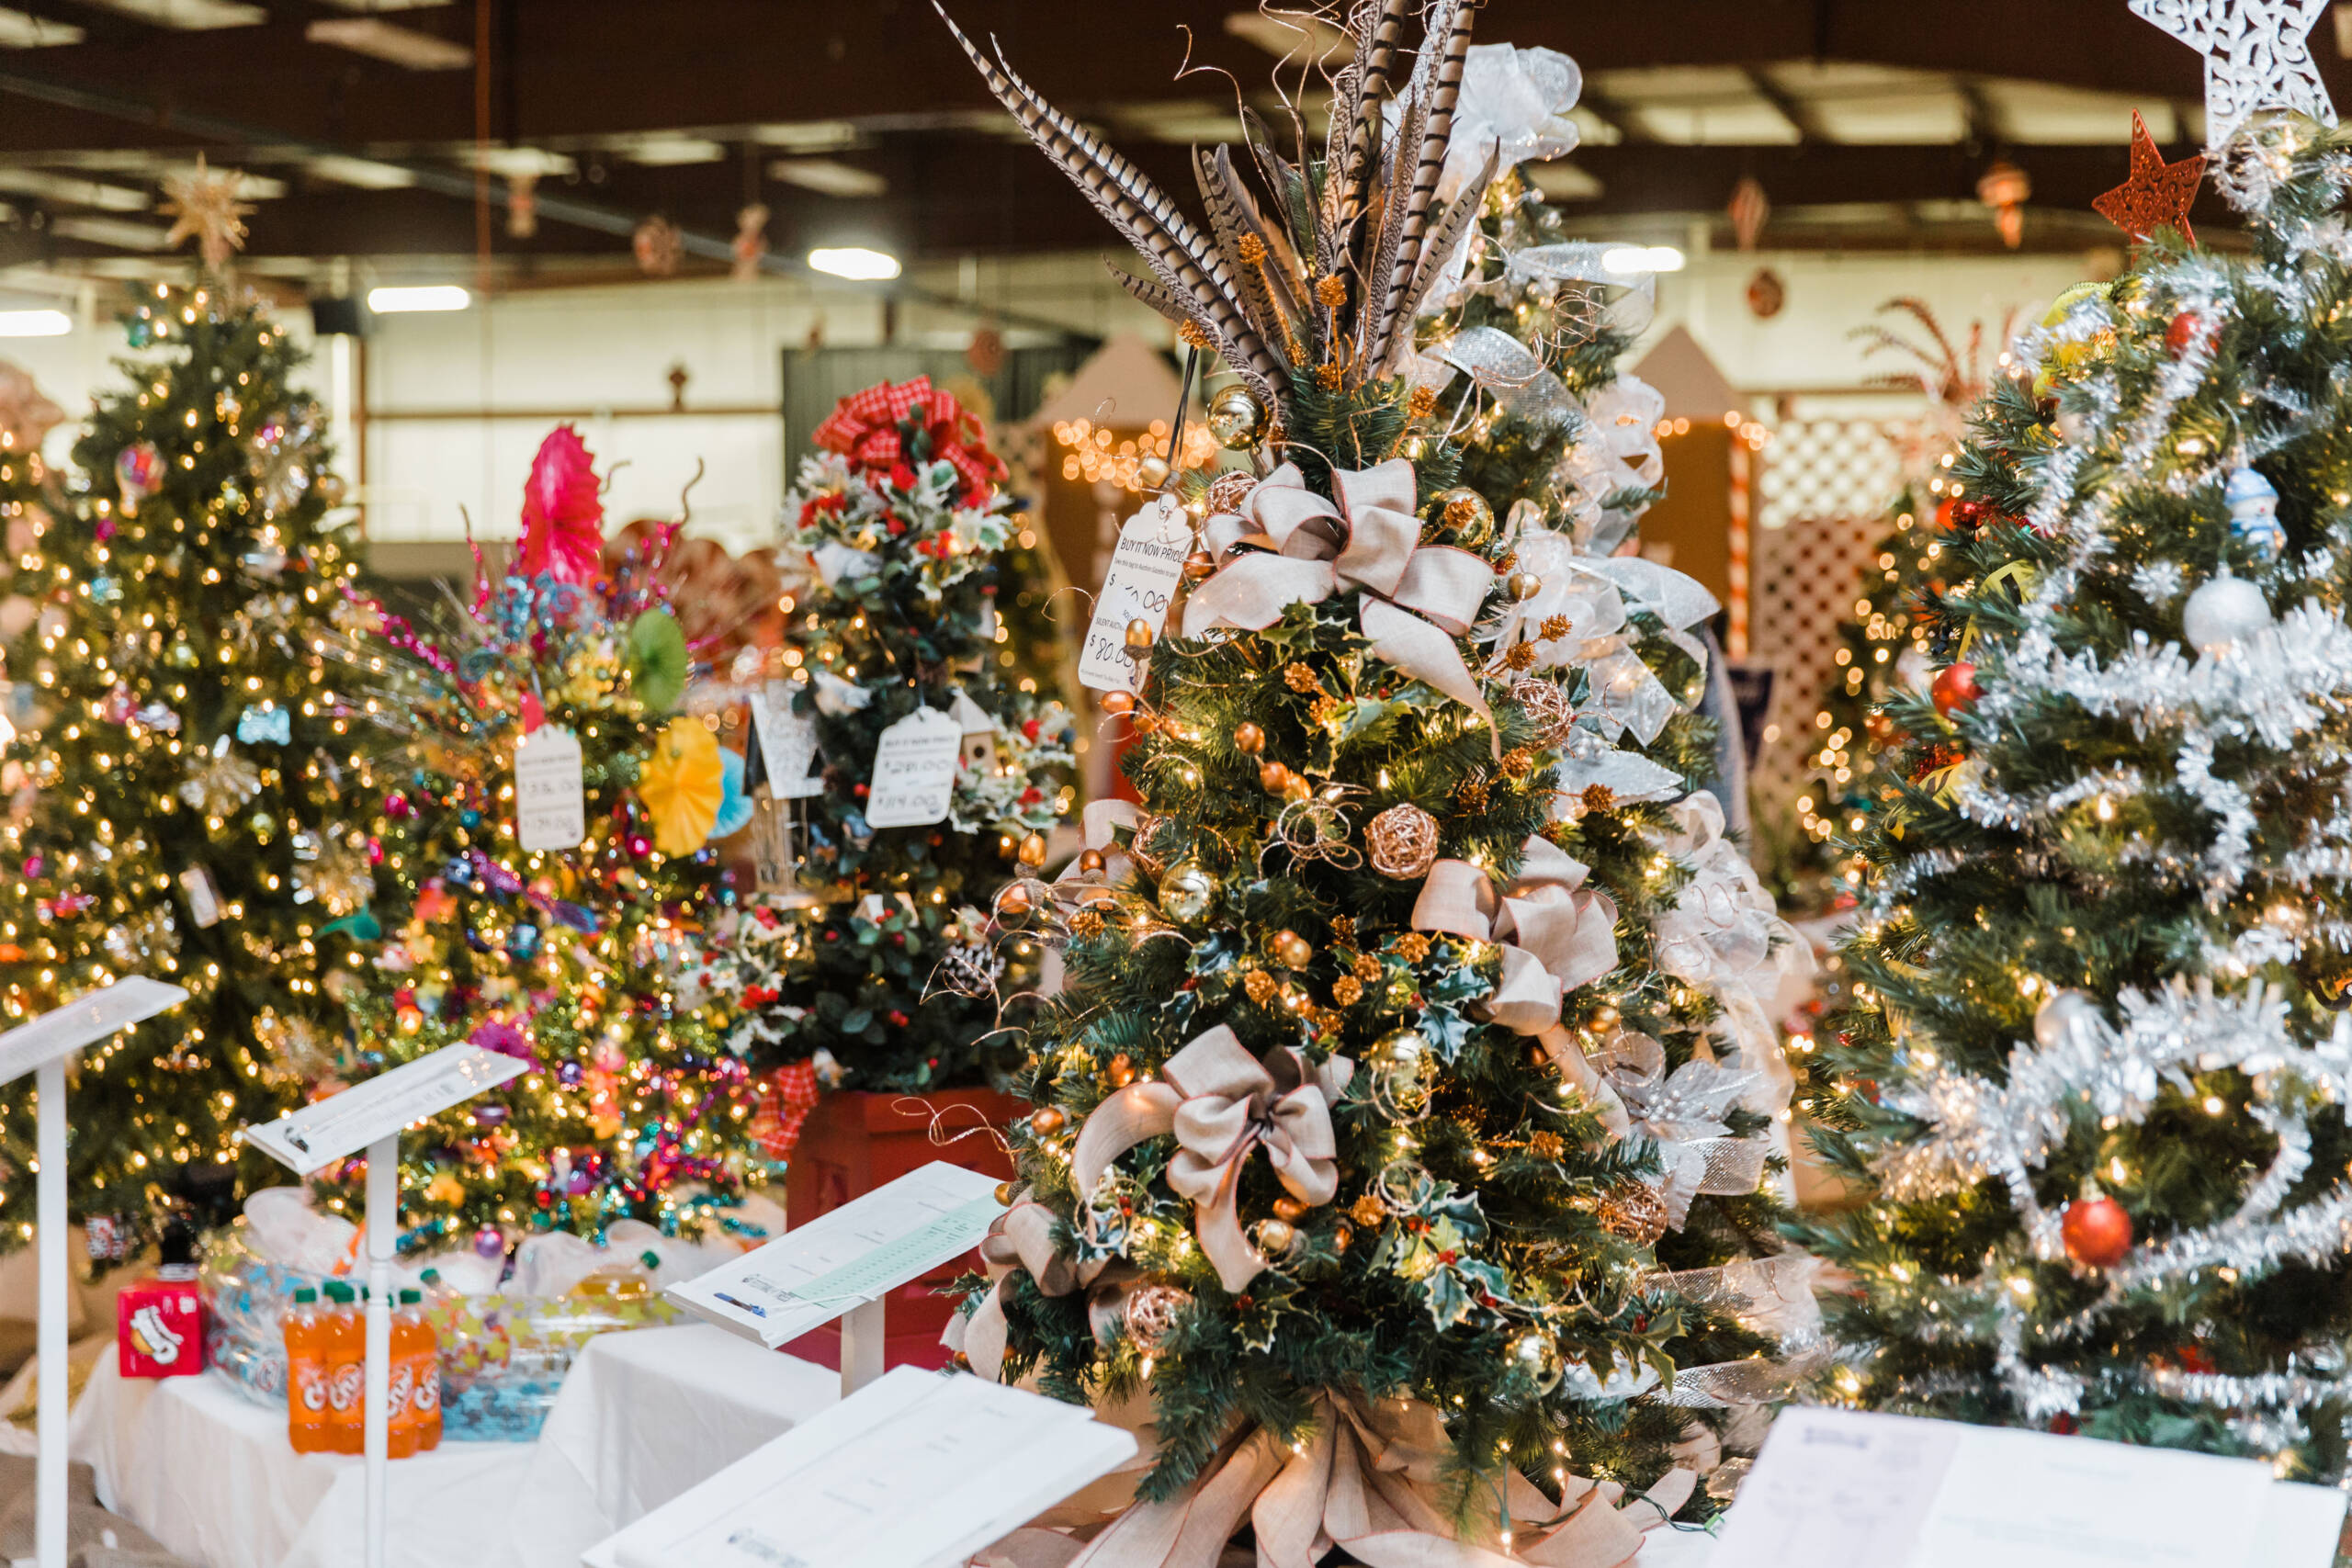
[1381,0,1476,343]
[1339,0,1411,226]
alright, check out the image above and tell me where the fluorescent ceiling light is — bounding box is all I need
[0,168,147,211]
[0,7,83,45]
[1601,244,1686,275]
[304,154,417,190]
[468,146,575,179]
[312,0,450,8]
[49,214,170,249]
[768,158,888,198]
[305,17,470,68]
[612,134,725,167]
[754,120,859,153]
[367,285,469,313]
[0,310,71,337]
[76,0,264,28]
[808,246,900,281]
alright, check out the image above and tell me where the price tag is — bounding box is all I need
[514,726,586,852]
[242,1044,528,1176]
[178,866,220,929]
[747,682,823,800]
[864,707,961,829]
[1080,499,1191,694]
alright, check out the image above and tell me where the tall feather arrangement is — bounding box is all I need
[937,0,1487,424]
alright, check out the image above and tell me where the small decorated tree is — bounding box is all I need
[326,426,762,1251]
[935,4,1814,1554]
[719,378,1075,1101]
[0,278,379,1248]
[1808,71,2352,1470]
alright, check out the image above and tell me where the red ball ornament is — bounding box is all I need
[2062,1193,2133,1268]
[2165,310,2211,358]
[1931,661,1981,717]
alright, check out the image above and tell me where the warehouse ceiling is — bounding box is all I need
[0,0,2332,283]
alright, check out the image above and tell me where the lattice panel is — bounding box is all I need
[1749,418,1908,813]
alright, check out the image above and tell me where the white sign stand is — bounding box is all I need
[242,1043,529,1568]
[582,1365,1137,1568]
[0,976,191,1568]
[664,1160,1001,1398]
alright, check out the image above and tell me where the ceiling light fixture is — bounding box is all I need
[0,310,72,338]
[1601,244,1687,275]
[367,285,469,314]
[808,246,900,281]
[305,16,470,68]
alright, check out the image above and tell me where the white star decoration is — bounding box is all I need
[2129,0,2337,151]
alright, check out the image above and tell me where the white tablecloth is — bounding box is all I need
[67,1325,841,1568]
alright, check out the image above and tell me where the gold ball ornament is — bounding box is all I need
[1365,803,1441,879]
[996,885,1035,919]
[1260,761,1293,795]
[1508,676,1577,749]
[1503,1329,1566,1396]
[1077,848,1106,875]
[1106,1053,1136,1087]
[1158,860,1219,923]
[1101,691,1136,716]
[1207,386,1272,450]
[1252,1217,1298,1257]
[1233,722,1266,754]
[1366,1028,1432,1117]
[1429,486,1495,547]
[1030,1107,1068,1136]
[1272,929,1313,968]
[1182,549,1217,582]
[1507,571,1543,602]
[995,1180,1020,1206]
[1282,776,1313,803]
[1125,618,1157,651]
[1136,454,1171,489]
[1017,831,1048,868]
[1272,1195,1308,1223]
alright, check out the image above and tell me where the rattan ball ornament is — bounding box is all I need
[1594,1180,1669,1246]
[1365,803,1441,879]
[1509,676,1577,749]
[1205,468,1257,514]
[1122,1283,1191,1349]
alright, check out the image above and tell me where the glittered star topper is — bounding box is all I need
[2128,0,2336,152]
[2093,111,2208,243]
[158,154,253,271]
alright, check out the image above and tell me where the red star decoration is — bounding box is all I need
[2092,111,2205,246]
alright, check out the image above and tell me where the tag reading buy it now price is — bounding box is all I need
[864,707,961,829]
[514,726,586,852]
[1080,498,1192,694]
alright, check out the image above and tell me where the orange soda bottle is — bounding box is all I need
[395,1289,439,1453]
[282,1288,327,1453]
[322,1281,364,1455]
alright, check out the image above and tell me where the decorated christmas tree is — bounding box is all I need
[1808,39,2352,1472]
[323,426,762,1251]
[716,377,1076,1103]
[0,359,64,666]
[0,277,377,1247]
[936,6,1814,1553]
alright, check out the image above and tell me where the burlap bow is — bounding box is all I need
[952,1193,1104,1383]
[1072,1026,1353,1294]
[979,1392,1694,1568]
[1182,461,1499,752]
[810,374,1006,502]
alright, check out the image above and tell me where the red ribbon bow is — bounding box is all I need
[811,375,1007,504]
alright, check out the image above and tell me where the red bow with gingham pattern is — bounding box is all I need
[810,375,1005,502]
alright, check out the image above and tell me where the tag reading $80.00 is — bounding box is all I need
[1080,499,1192,694]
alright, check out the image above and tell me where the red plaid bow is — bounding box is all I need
[810,375,1006,503]
[746,1059,821,1161]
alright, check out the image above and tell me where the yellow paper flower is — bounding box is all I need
[638,716,723,856]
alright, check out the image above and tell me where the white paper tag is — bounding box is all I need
[1080,499,1191,694]
[178,866,220,929]
[864,707,961,829]
[665,1161,1003,1349]
[241,1043,529,1175]
[514,727,586,852]
[0,976,188,1087]
[747,682,824,800]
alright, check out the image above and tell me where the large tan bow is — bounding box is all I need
[1413,836,1620,1034]
[1182,461,1498,750]
[980,1392,1692,1568]
[1072,1026,1353,1294]
[952,1194,1103,1383]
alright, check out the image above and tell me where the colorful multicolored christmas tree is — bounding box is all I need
[322,426,763,1251]
[0,281,377,1247]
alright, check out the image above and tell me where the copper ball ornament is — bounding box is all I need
[995,1180,1020,1206]
[1077,848,1107,875]
[1365,803,1441,879]
[1507,571,1543,602]
[996,885,1034,919]
[1101,691,1136,716]
[1260,761,1293,794]
[1030,1107,1068,1136]
[1017,831,1048,868]
[1271,1195,1308,1223]
[1125,617,1157,651]
[1233,722,1266,754]
[1272,928,1313,968]
[1183,549,1217,582]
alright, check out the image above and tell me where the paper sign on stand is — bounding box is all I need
[242,1044,530,1568]
[666,1160,1001,1395]
[1079,500,1190,694]
[583,1364,1136,1568]
[0,976,189,1568]
[514,728,588,852]
[1710,1406,2346,1568]
[746,682,825,800]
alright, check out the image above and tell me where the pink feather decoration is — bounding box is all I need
[515,424,605,583]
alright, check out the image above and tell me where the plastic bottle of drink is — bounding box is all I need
[397,1289,440,1452]
[282,1288,327,1453]
[570,1249,662,1303]
[321,1281,364,1455]
[385,1287,417,1460]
